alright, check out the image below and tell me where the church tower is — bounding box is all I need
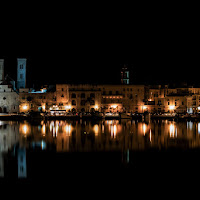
[121,64,130,85]
[17,58,27,89]
[0,59,4,83]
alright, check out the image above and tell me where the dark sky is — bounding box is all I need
[0,3,199,87]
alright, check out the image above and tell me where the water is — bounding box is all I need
[1,119,200,183]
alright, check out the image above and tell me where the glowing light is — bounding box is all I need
[111,105,118,109]
[150,129,152,142]
[143,106,147,110]
[95,105,98,110]
[169,123,177,138]
[65,124,72,136]
[111,124,117,138]
[21,124,29,134]
[42,105,46,111]
[42,124,46,136]
[142,124,147,135]
[93,124,99,136]
[23,105,28,110]
[65,105,71,110]
[169,105,175,110]
[198,123,200,134]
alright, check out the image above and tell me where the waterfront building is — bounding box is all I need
[19,87,56,113]
[55,84,102,112]
[100,84,145,113]
[0,81,19,113]
[53,84,145,113]
[2,57,200,115]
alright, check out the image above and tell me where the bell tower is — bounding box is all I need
[0,59,4,84]
[17,58,27,89]
[121,64,130,85]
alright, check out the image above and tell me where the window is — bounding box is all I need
[61,94,64,98]
[20,74,23,79]
[81,93,85,98]
[90,93,95,98]
[72,100,76,105]
[20,64,23,69]
[90,100,95,105]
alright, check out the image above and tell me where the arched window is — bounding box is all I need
[72,100,76,105]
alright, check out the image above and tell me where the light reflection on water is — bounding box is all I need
[1,119,200,179]
[2,119,200,153]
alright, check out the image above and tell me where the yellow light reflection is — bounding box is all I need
[142,124,147,136]
[93,124,99,136]
[20,124,30,135]
[150,129,152,142]
[42,124,46,136]
[169,123,177,138]
[111,124,117,138]
[65,124,72,136]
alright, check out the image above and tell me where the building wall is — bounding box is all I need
[99,85,145,113]
[19,89,56,113]
[16,84,200,114]
[68,84,101,112]
[0,85,19,113]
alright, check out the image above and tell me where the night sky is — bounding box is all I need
[0,3,199,87]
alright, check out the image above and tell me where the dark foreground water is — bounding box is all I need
[1,119,200,185]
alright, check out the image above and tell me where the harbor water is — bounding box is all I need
[1,118,200,184]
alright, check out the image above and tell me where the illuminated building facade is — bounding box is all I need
[143,85,200,114]
[3,58,200,114]
[19,87,55,113]
[100,85,145,113]
[68,84,102,112]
